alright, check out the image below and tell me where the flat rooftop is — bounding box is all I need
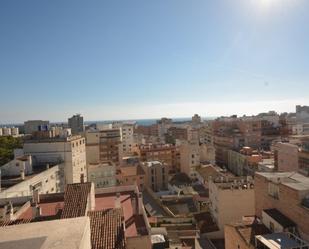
[0,164,59,190]
[0,216,90,249]
[256,172,309,191]
[256,232,309,249]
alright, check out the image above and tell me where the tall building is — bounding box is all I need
[142,161,168,192]
[23,135,87,185]
[68,114,84,135]
[135,143,179,173]
[86,128,121,164]
[24,120,49,134]
[209,176,255,238]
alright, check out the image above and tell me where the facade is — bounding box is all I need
[119,123,136,157]
[180,140,200,177]
[88,161,116,188]
[254,172,309,241]
[24,120,49,134]
[209,177,255,238]
[142,161,168,192]
[116,164,145,190]
[135,143,179,173]
[299,145,309,176]
[23,135,87,185]
[0,165,61,198]
[68,114,84,135]
[86,129,121,164]
[273,142,299,172]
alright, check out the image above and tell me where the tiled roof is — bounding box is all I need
[61,182,92,219]
[0,219,31,227]
[88,209,126,249]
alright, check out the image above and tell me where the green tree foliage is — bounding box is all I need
[0,136,23,166]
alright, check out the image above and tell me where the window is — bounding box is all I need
[268,182,279,199]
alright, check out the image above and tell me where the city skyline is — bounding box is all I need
[1,0,309,123]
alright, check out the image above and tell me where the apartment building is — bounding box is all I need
[0,163,61,199]
[116,164,145,190]
[179,140,200,178]
[227,147,263,176]
[209,176,255,238]
[68,114,84,135]
[135,143,179,173]
[167,126,188,141]
[142,161,168,192]
[225,215,309,249]
[255,171,309,241]
[273,142,299,172]
[88,161,116,188]
[24,120,49,134]
[23,135,86,185]
[119,123,136,157]
[299,144,309,176]
[0,183,151,249]
[85,128,121,164]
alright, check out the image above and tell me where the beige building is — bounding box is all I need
[255,171,309,241]
[116,164,145,190]
[135,143,179,174]
[142,161,168,192]
[179,140,200,178]
[24,120,49,134]
[118,123,136,157]
[87,161,116,188]
[23,135,86,185]
[274,142,299,172]
[86,129,121,164]
[209,176,255,238]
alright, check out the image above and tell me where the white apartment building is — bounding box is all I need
[0,127,20,137]
[23,135,87,185]
[2,127,12,136]
[0,164,61,199]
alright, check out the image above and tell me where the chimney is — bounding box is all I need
[20,170,25,180]
[31,203,41,218]
[115,193,121,209]
[32,188,40,204]
[2,205,8,220]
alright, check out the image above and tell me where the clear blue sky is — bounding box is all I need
[0,0,308,123]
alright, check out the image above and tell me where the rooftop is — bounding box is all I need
[256,172,309,191]
[88,209,126,249]
[61,182,92,219]
[24,135,83,143]
[95,191,148,237]
[256,232,309,249]
[0,216,90,249]
[263,209,296,228]
[117,164,145,177]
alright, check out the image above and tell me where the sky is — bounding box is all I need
[0,0,308,123]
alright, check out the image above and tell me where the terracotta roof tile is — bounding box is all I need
[61,182,92,219]
[88,209,126,249]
